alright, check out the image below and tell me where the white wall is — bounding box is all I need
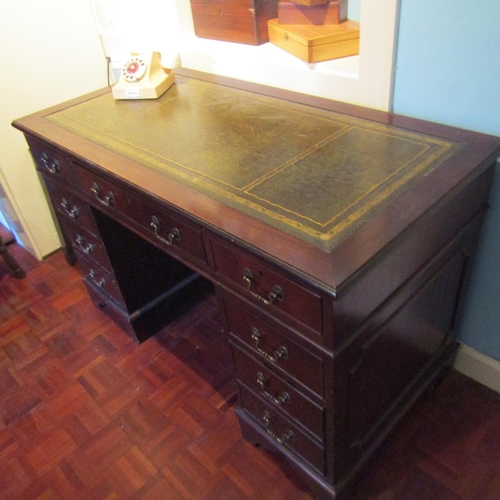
[0,0,107,258]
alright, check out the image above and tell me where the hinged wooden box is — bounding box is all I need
[190,0,279,45]
[278,0,347,25]
[289,0,329,5]
[268,18,359,63]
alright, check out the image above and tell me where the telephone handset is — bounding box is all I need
[112,51,176,100]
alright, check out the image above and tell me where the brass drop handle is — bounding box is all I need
[89,268,106,288]
[75,235,93,254]
[257,372,291,405]
[262,411,294,444]
[61,198,79,219]
[91,182,115,207]
[243,268,284,306]
[40,152,60,174]
[150,216,181,246]
[251,327,288,363]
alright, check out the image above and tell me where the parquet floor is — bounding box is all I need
[1,241,500,500]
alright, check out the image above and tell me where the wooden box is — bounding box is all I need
[190,0,279,45]
[268,18,359,63]
[278,0,347,25]
[288,0,329,6]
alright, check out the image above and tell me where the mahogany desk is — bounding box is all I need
[13,70,500,498]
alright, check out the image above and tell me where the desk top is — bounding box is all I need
[46,77,459,252]
[13,70,500,290]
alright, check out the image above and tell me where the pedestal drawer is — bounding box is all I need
[45,179,97,235]
[27,137,76,185]
[239,383,325,475]
[57,216,111,271]
[224,295,324,397]
[78,257,125,307]
[232,344,324,439]
[85,283,142,343]
[213,238,322,334]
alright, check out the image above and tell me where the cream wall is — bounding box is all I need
[0,0,107,258]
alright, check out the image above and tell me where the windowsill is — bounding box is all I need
[178,34,360,84]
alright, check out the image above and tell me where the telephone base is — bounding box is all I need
[112,70,175,100]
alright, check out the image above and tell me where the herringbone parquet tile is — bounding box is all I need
[2,242,500,499]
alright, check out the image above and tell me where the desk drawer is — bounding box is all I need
[224,295,324,397]
[76,165,135,216]
[28,137,76,185]
[85,283,141,342]
[45,179,97,234]
[239,383,325,475]
[212,238,322,334]
[232,344,324,439]
[79,257,125,307]
[59,217,111,271]
[76,166,207,265]
[131,199,207,265]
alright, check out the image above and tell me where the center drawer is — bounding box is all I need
[75,165,207,265]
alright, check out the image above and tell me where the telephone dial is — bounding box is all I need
[112,51,176,100]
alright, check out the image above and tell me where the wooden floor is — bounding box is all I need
[2,242,500,500]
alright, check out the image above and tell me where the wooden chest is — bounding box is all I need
[278,0,347,25]
[190,0,279,45]
[268,18,359,63]
[289,0,329,5]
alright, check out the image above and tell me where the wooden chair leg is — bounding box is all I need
[0,235,25,278]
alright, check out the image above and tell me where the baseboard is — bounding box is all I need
[453,343,500,393]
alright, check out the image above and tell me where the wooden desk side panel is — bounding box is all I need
[331,165,495,349]
[329,207,487,486]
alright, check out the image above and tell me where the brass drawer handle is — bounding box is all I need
[89,268,106,288]
[262,411,294,444]
[61,198,79,219]
[257,372,291,405]
[243,268,284,306]
[40,153,60,174]
[91,182,115,207]
[75,235,94,254]
[251,327,288,363]
[150,216,181,246]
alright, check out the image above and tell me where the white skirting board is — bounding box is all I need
[454,343,500,393]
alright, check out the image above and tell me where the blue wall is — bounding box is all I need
[393,0,500,360]
[348,0,360,21]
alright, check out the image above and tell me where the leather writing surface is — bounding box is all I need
[48,77,460,251]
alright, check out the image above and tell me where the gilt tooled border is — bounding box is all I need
[47,86,459,251]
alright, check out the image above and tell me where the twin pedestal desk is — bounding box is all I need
[13,70,500,498]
